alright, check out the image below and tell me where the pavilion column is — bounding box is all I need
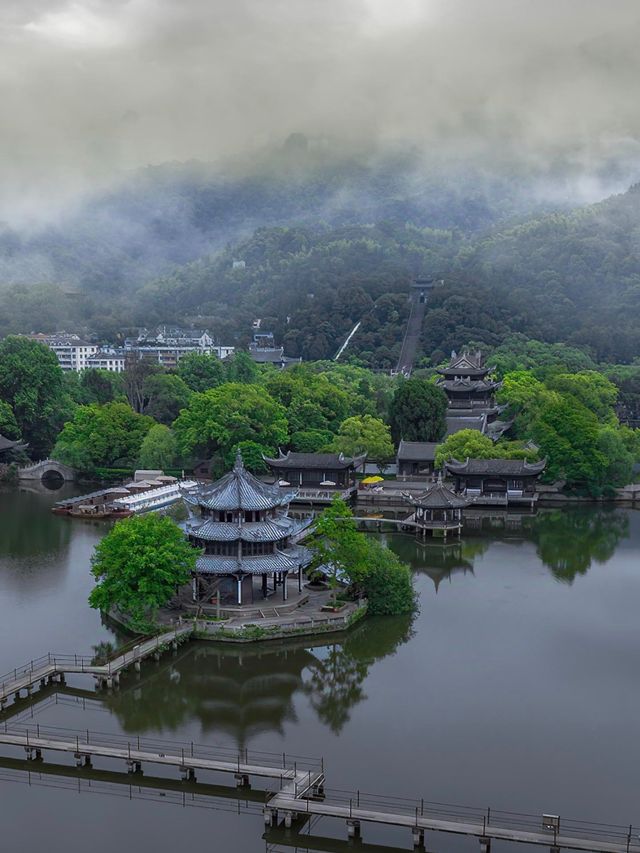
[298,565,302,592]
[282,571,288,601]
[273,572,278,590]
[262,574,268,598]
[237,576,242,606]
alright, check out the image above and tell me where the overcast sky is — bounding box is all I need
[2,0,640,217]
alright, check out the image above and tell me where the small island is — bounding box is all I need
[89,451,415,642]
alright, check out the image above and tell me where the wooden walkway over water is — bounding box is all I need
[0,715,636,853]
[0,624,194,706]
[1,640,638,852]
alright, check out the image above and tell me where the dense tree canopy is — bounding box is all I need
[332,415,393,469]
[388,379,448,443]
[0,337,71,457]
[89,514,196,631]
[138,424,178,469]
[173,382,288,462]
[143,373,192,425]
[310,499,415,616]
[53,402,154,471]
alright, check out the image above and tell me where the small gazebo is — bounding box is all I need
[403,475,470,539]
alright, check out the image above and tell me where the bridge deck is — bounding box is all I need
[269,793,639,853]
[0,624,194,702]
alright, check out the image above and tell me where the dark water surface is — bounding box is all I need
[1,483,640,853]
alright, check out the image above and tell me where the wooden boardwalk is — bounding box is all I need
[0,624,194,706]
[0,717,636,853]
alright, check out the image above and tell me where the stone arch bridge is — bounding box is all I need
[18,459,76,482]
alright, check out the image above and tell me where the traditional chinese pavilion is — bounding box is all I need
[182,452,312,606]
[403,475,469,539]
[437,350,512,440]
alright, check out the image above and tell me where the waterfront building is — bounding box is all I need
[396,440,439,479]
[445,458,546,507]
[183,452,312,606]
[264,451,365,502]
[403,475,469,539]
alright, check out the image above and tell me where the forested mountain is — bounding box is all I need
[1,148,640,365]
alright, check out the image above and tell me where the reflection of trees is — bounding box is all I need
[104,617,413,744]
[303,615,413,733]
[532,508,629,583]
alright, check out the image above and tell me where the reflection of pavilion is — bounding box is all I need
[411,541,475,592]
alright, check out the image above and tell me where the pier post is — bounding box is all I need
[134,660,141,672]
[412,827,425,848]
[126,759,142,773]
[284,812,293,829]
[180,767,196,782]
[347,820,361,839]
[106,676,113,690]
[263,808,274,826]
[234,773,250,788]
[112,672,120,687]
[25,747,42,761]
[14,691,21,701]
[480,837,491,853]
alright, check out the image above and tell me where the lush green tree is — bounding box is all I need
[225,351,260,384]
[596,426,634,490]
[489,334,597,379]
[530,398,608,492]
[138,424,178,469]
[177,352,226,392]
[53,402,154,471]
[0,336,72,457]
[332,415,393,470]
[89,514,196,631]
[227,440,269,473]
[290,429,334,452]
[173,382,288,460]
[263,368,351,434]
[546,371,618,422]
[388,379,447,443]
[310,499,415,616]
[143,373,192,425]
[0,400,20,440]
[80,369,124,405]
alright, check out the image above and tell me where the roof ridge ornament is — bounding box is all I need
[234,449,244,472]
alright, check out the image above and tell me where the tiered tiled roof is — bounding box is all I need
[183,451,312,577]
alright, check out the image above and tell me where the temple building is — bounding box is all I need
[403,475,469,539]
[182,452,312,606]
[437,350,512,440]
[264,451,366,502]
[396,440,438,479]
[445,458,546,507]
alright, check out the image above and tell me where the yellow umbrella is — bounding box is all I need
[362,475,384,484]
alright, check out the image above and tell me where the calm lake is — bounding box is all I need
[1,482,639,853]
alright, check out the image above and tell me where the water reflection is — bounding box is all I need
[530,507,630,583]
[0,487,73,558]
[101,618,413,744]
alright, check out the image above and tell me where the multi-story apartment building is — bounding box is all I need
[28,334,99,371]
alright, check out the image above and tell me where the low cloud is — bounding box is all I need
[2,0,640,220]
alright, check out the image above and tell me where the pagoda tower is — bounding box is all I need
[182,452,312,606]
